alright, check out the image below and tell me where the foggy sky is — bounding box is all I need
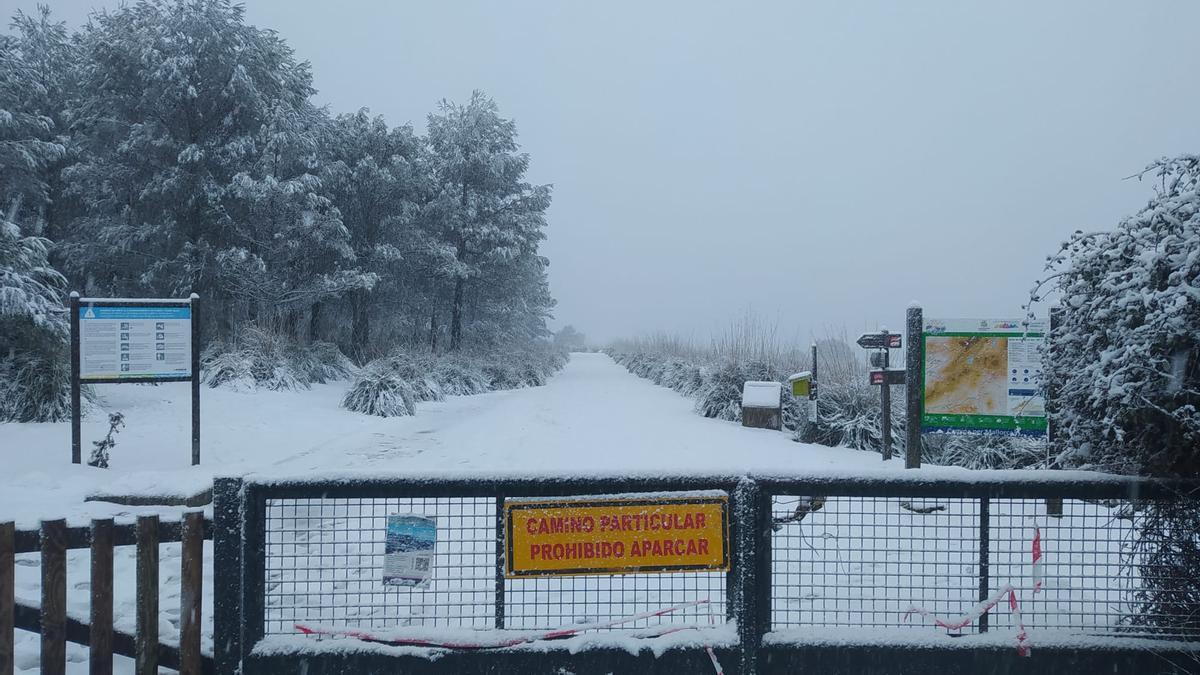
[9,0,1200,345]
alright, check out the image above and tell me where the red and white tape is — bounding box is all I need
[904,584,1031,656]
[1031,526,1043,594]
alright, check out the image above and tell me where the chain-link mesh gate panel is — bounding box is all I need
[771,495,981,632]
[263,497,496,635]
[771,494,1200,640]
[263,495,728,637]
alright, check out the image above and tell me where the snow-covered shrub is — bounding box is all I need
[340,361,417,417]
[430,357,490,396]
[923,434,1048,470]
[203,328,358,391]
[0,213,71,422]
[382,351,442,402]
[291,341,356,384]
[798,377,891,451]
[342,344,567,417]
[481,362,523,390]
[87,412,124,469]
[0,351,73,422]
[1031,155,1200,636]
[1128,501,1200,636]
[1035,155,1200,475]
[695,360,782,422]
[202,328,304,391]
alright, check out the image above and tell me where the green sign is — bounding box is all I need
[921,318,1047,437]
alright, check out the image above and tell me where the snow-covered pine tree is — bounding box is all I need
[0,207,70,422]
[320,109,429,355]
[1037,155,1200,476]
[222,103,366,338]
[425,91,552,351]
[64,0,317,336]
[0,7,72,229]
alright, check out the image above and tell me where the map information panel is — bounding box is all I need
[79,303,192,381]
[921,318,1047,436]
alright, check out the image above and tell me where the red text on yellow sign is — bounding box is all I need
[504,496,728,577]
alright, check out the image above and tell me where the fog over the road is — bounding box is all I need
[13,0,1200,343]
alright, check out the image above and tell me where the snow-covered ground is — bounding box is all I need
[2,353,889,672]
[2,352,883,528]
[0,353,1147,671]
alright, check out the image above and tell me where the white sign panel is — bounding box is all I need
[79,303,192,380]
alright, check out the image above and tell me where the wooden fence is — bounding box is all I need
[0,513,213,675]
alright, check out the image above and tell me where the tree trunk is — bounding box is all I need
[449,277,464,351]
[429,307,439,353]
[351,289,370,357]
[309,302,322,344]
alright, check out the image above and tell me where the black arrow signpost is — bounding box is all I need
[859,329,903,461]
[856,332,902,350]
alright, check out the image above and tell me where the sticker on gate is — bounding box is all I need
[504,495,729,577]
[384,514,436,587]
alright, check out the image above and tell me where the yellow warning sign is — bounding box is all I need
[504,495,729,577]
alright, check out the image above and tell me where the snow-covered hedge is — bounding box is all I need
[1035,155,1200,476]
[341,346,567,417]
[202,327,356,391]
[610,348,1046,468]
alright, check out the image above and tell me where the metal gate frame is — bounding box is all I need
[215,472,1200,674]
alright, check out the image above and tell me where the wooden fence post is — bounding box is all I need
[41,519,67,675]
[90,519,114,675]
[1,521,13,675]
[179,512,203,675]
[135,516,158,675]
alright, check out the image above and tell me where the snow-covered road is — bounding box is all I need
[274,351,880,476]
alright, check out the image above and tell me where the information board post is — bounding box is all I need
[905,305,923,468]
[69,292,81,465]
[190,294,200,466]
[71,296,201,466]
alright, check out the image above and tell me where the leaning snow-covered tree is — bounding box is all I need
[1035,155,1200,476]
[1034,154,1200,635]
[0,209,70,422]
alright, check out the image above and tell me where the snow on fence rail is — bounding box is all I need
[214,472,1200,674]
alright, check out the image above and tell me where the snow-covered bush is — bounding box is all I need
[202,328,305,391]
[1034,155,1200,476]
[341,361,417,417]
[291,341,357,384]
[1031,155,1200,636]
[0,351,73,422]
[798,376,892,452]
[342,344,567,417]
[203,328,359,391]
[695,360,782,422]
[0,213,71,422]
[922,434,1048,470]
[430,357,490,396]
[381,351,442,402]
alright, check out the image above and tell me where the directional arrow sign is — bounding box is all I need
[857,332,902,349]
[869,369,907,386]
